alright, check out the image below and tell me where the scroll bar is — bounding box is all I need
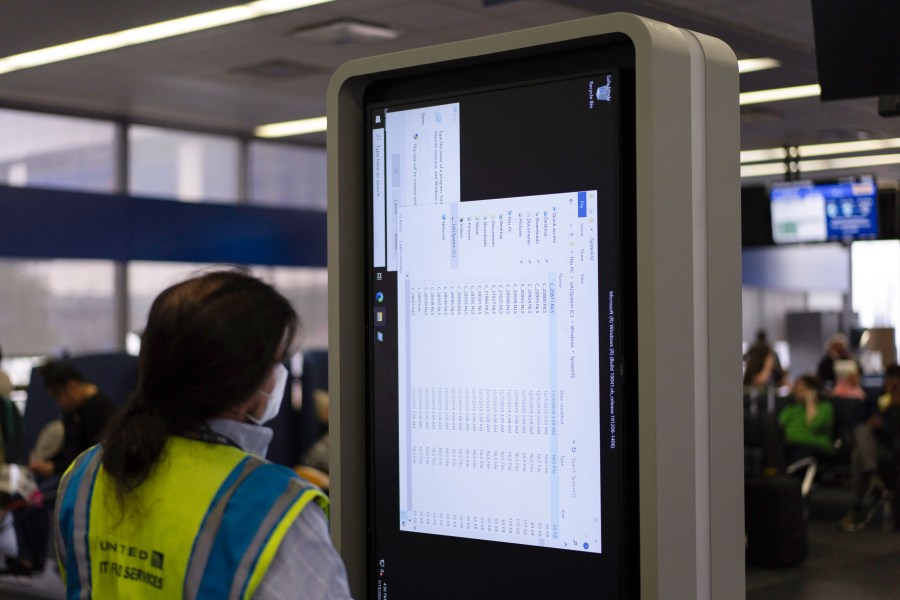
[405,277,413,511]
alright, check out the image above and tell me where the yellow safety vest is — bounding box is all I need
[55,436,327,599]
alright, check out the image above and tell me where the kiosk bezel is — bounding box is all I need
[327,13,742,599]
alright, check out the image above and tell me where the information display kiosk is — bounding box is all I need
[328,13,742,599]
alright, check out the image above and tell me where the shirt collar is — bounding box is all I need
[206,417,274,458]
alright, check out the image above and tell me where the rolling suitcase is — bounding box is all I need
[745,475,808,567]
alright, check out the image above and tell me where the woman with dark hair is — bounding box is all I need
[743,330,786,388]
[778,373,835,463]
[54,270,352,599]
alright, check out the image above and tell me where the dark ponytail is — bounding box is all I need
[102,398,170,500]
[101,269,298,502]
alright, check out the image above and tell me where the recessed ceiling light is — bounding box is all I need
[292,20,401,44]
[740,84,821,105]
[741,150,900,177]
[0,0,336,76]
[740,162,788,178]
[798,137,900,158]
[742,136,900,165]
[255,116,327,138]
[740,147,788,164]
[799,152,900,173]
[737,58,781,74]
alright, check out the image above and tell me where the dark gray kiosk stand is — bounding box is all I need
[327,13,742,599]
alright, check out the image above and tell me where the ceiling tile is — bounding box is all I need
[364,0,483,32]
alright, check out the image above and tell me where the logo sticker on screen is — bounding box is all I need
[587,74,612,110]
[596,75,612,102]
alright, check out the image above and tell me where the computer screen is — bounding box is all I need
[770,178,878,244]
[365,41,637,599]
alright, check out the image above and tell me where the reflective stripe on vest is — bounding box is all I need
[56,439,328,599]
[56,445,103,600]
[183,456,264,598]
[190,465,326,600]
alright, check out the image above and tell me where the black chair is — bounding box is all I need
[828,395,869,472]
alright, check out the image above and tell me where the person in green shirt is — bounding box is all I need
[779,373,835,463]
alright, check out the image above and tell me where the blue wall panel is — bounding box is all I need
[129,197,326,266]
[0,185,326,267]
[742,244,849,292]
[0,186,130,260]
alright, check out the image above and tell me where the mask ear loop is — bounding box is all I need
[247,363,289,426]
[244,380,272,425]
[245,380,275,425]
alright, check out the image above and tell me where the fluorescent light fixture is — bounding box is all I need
[741,147,787,164]
[737,57,781,74]
[742,151,900,177]
[0,0,335,75]
[798,137,900,158]
[799,152,900,173]
[740,84,821,106]
[255,116,327,137]
[292,19,401,44]
[740,162,788,178]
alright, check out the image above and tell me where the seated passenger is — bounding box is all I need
[817,333,852,390]
[0,341,23,466]
[31,361,118,479]
[3,363,117,577]
[296,389,332,491]
[832,362,866,400]
[778,374,834,464]
[840,363,900,531]
[0,421,62,576]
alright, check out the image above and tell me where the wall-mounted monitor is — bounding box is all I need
[770,177,878,244]
[811,0,900,101]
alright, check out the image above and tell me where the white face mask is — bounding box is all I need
[247,363,289,426]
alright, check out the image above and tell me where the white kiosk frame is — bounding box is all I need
[327,13,742,599]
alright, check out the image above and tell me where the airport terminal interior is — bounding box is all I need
[1,0,899,598]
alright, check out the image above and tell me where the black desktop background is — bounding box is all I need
[365,45,636,599]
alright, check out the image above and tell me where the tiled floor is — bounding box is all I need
[3,513,899,599]
[0,561,64,600]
